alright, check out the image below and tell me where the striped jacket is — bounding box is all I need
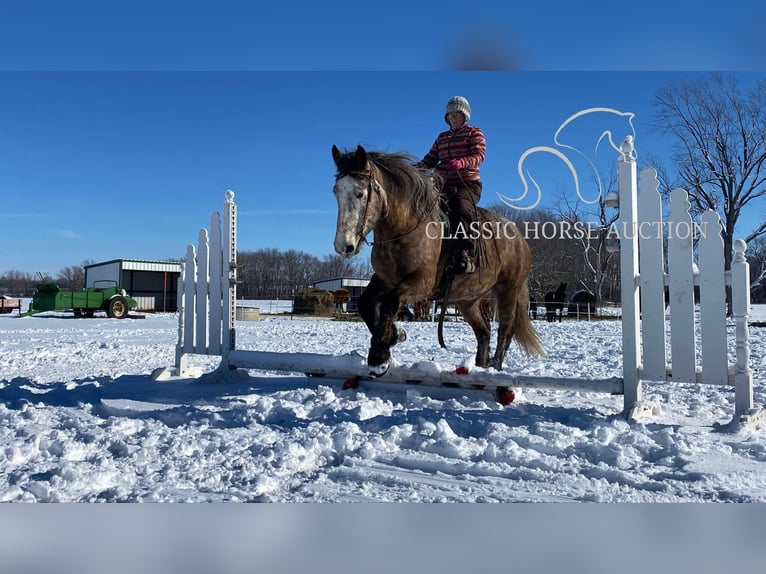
[420,124,486,186]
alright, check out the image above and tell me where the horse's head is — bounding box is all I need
[331,144,387,258]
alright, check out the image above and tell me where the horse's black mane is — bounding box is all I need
[337,149,441,219]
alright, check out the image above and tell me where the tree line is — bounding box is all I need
[485,191,624,306]
[236,249,372,299]
[5,228,763,305]
[0,252,374,300]
[0,265,90,297]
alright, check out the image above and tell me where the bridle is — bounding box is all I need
[335,165,380,247]
[335,162,440,247]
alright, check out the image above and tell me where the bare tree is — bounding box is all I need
[0,270,41,296]
[317,254,371,280]
[350,255,374,279]
[556,173,620,306]
[56,261,89,290]
[234,248,372,300]
[747,234,766,284]
[238,248,285,298]
[652,73,766,274]
[486,201,579,299]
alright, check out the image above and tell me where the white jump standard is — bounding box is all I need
[153,138,765,430]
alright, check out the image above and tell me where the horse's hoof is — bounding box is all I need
[368,362,390,378]
[395,326,407,344]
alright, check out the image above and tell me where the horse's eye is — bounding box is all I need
[356,192,365,199]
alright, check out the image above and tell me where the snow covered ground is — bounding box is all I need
[1,301,765,503]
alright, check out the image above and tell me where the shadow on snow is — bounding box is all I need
[0,370,633,435]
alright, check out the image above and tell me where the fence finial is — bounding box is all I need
[620,135,636,162]
[733,238,747,262]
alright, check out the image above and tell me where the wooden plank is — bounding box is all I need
[698,210,727,385]
[666,188,696,382]
[208,212,223,355]
[182,245,196,355]
[194,228,209,355]
[637,167,667,381]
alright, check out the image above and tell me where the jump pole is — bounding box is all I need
[224,349,624,395]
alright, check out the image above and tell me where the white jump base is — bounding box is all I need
[153,137,765,430]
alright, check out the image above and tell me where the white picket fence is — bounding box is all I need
[623,164,753,417]
[154,140,764,429]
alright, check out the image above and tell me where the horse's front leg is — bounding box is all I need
[358,274,385,335]
[358,277,403,376]
[367,291,405,376]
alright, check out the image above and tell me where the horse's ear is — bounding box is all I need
[331,144,342,165]
[354,145,367,166]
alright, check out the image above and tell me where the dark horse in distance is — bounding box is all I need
[544,282,567,323]
[331,144,544,376]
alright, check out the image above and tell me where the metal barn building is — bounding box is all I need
[312,277,369,312]
[84,259,182,312]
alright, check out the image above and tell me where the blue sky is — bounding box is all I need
[1,71,765,275]
[1,1,764,71]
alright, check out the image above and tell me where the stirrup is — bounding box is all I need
[448,251,475,276]
[460,256,476,274]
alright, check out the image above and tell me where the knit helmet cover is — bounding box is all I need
[444,96,471,124]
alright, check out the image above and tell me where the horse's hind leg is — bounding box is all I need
[490,288,519,371]
[457,299,491,368]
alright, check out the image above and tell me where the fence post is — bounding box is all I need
[221,190,238,372]
[731,239,753,419]
[174,268,187,374]
[617,136,642,412]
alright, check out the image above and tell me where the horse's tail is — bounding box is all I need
[514,283,545,357]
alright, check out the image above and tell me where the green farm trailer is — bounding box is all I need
[22,280,139,319]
